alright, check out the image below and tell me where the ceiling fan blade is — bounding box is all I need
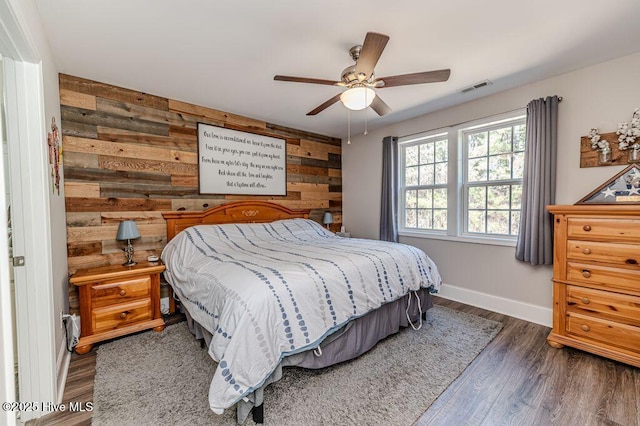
[370,95,392,116]
[307,94,342,116]
[354,32,389,80]
[274,75,340,86]
[377,69,451,88]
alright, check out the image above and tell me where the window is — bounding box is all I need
[463,119,525,237]
[398,113,526,245]
[400,133,448,232]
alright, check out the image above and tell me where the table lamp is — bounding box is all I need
[322,212,334,230]
[116,220,140,266]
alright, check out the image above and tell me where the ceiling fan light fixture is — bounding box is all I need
[340,87,376,111]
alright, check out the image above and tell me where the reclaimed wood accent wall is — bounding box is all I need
[60,74,342,310]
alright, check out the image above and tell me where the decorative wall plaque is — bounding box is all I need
[197,123,287,195]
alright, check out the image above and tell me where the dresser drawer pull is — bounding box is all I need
[581,297,590,305]
[582,248,591,255]
[119,289,126,297]
[120,312,128,319]
[582,225,592,232]
[581,324,590,332]
[582,270,591,278]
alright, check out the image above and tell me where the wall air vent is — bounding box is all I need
[458,80,492,94]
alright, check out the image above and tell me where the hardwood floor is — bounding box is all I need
[32,298,640,426]
[418,298,640,426]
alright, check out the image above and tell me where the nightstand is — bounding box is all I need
[70,262,166,354]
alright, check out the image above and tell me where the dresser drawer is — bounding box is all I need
[92,299,152,334]
[566,313,640,353]
[567,285,640,327]
[567,217,640,242]
[91,276,151,308]
[567,262,640,293]
[567,240,640,267]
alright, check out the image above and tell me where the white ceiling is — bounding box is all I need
[35,0,640,139]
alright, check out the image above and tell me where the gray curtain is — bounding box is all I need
[515,96,559,265]
[380,136,399,242]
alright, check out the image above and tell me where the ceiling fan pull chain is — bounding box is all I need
[364,90,369,136]
[364,102,369,136]
[347,109,351,144]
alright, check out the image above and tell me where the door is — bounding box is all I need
[1,56,57,423]
[0,1,58,421]
[0,54,18,426]
[1,55,19,396]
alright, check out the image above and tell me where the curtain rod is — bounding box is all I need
[400,95,562,140]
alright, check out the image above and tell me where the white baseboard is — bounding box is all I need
[56,337,71,404]
[437,283,552,328]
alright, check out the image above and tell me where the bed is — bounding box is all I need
[161,201,442,424]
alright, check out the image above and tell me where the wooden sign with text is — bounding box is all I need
[197,123,286,195]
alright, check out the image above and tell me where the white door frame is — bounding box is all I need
[0,1,57,423]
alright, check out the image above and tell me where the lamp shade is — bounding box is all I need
[340,87,376,111]
[322,212,334,225]
[116,220,140,241]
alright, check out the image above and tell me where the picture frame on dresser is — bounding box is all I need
[546,165,640,368]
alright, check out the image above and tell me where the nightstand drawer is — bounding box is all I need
[92,299,152,334]
[91,276,151,308]
[567,240,640,266]
[567,285,640,327]
[567,217,640,242]
[567,262,640,293]
[566,313,640,353]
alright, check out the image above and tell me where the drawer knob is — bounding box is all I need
[120,312,128,319]
[119,289,126,296]
[582,248,591,255]
[581,297,590,305]
[581,324,590,332]
[582,270,591,278]
[583,225,592,232]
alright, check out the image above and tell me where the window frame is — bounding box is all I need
[397,111,526,247]
[398,131,449,234]
[461,117,526,239]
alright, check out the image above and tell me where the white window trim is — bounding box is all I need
[398,110,525,247]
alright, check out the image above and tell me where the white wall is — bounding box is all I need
[10,0,66,383]
[343,52,640,324]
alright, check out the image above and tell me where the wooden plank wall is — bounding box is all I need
[580,131,633,168]
[60,74,342,311]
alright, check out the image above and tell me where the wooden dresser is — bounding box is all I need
[547,205,640,367]
[70,262,166,354]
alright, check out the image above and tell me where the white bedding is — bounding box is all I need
[161,218,442,413]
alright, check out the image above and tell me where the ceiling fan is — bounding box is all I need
[274,32,451,117]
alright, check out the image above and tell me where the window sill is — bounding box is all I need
[398,230,517,247]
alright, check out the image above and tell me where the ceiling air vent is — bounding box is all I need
[458,80,492,94]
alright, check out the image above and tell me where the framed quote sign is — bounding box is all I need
[197,123,287,195]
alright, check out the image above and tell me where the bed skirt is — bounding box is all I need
[181,288,433,423]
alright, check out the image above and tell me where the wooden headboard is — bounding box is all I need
[162,201,310,241]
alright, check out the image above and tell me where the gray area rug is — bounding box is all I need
[93,305,502,426]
